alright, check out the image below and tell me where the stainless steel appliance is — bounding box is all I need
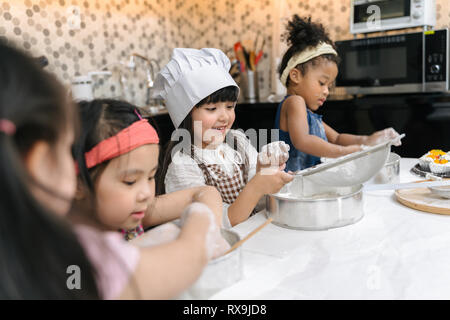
[335,29,449,95]
[350,0,435,34]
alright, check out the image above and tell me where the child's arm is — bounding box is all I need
[324,123,401,147]
[323,122,367,146]
[142,186,223,228]
[227,167,293,226]
[224,132,293,226]
[119,203,224,299]
[286,96,361,158]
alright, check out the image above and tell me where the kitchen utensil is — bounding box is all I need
[234,42,247,73]
[254,38,265,65]
[395,185,450,215]
[242,47,250,69]
[426,172,442,180]
[71,75,93,101]
[242,39,254,52]
[71,71,112,101]
[364,179,450,191]
[266,184,364,230]
[426,175,450,199]
[293,134,405,189]
[177,229,243,300]
[254,50,264,65]
[223,218,273,255]
[241,69,259,103]
[229,59,241,79]
[249,50,256,71]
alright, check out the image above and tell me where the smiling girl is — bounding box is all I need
[276,15,401,171]
[154,48,293,227]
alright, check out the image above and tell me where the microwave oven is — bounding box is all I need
[335,29,449,95]
[350,0,436,34]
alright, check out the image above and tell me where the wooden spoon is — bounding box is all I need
[224,218,273,255]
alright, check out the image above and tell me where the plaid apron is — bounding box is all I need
[190,136,249,205]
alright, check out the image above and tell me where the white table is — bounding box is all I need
[210,158,450,300]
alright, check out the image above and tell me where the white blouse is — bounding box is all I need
[165,130,260,228]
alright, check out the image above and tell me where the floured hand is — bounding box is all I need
[258,141,290,167]
[180,202,230,260]
[366,128,401,146]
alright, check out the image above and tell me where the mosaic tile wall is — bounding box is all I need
[1,0,450,105]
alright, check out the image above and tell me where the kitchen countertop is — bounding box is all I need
[210,158,450,299]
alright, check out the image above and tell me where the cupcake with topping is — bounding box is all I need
[419,149,447,171]
[429,153,450,174]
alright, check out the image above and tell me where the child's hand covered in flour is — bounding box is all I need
[258,141,290,167]
[365,128,401,146]
[180,202,230,260]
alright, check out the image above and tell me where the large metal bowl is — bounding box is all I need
[177,229,243,299]
[366,152,400,184]
[266,184,364,230]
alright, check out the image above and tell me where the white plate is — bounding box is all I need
[429,185,450,199]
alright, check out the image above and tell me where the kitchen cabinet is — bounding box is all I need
[319,93,450,158]
[148,93,450,159]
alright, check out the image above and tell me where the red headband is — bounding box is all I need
[0,119,16,135]
[84,119,159,169]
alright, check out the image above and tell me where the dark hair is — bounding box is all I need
[156,85,239,194]
[0,40,99,298]
[73,99,144,196]
[195,85,239,107]
[278,15,341,87]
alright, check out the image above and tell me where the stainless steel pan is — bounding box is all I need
[266,184,364,230]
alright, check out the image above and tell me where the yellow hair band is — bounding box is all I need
[280,42,337,87]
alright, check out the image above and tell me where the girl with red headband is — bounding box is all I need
[72,99,230,299]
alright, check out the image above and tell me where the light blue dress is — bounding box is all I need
[274,95,328,171]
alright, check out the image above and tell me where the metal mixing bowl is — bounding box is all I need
[266,184,364,230]
[366,152,400,184]
[177,229,243,299]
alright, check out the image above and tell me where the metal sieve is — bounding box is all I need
[287,134,405,197]
[293,134,405,188]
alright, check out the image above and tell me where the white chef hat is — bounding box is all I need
[152,48,239,128]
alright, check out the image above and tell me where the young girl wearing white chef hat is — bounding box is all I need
[154,48,293,227]
[276,15,401,172]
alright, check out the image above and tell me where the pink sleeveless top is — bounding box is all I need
[75,224,140,300]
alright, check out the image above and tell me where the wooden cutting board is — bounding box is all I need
[395,182,450,215]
